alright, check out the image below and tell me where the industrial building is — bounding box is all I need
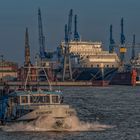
[0,59,18,81]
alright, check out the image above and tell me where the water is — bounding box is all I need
[0,85,140,140]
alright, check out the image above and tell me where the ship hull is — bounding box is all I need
[73,67,118,82]
[110,69,137,86]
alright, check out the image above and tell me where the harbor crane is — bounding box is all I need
[74,14,80,41]
[108,18,140,67]
[38,8,46,60]
[131,34,136,60]
[63,9,73,81]
[119,18,126,66]
[67,9,73,42]
[109,24,115,53]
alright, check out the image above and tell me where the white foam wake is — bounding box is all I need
[2,115,114,132]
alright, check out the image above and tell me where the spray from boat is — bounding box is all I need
[2,115,114,132]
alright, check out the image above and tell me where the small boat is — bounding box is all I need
[0,65,76,129]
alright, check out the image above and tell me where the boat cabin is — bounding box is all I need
[7,90,63,106]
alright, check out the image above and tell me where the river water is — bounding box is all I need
[0,85,140,140]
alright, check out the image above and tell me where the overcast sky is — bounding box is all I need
[0,0,140,64]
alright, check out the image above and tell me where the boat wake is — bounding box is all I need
[2,115,114,132]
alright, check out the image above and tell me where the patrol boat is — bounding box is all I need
[0,65,76,129]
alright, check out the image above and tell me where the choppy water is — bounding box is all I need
[0,85,140,140]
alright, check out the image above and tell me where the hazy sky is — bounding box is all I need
[0,0,140,64]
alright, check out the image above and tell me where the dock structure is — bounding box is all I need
[0,81,92,87]
[0,81,110,87]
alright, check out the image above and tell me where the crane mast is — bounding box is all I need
[64,24,68,42]
[67,9,73,42]
[120,18,126,66]
[74,14,80,41]
[109,24,115,53]
[38,8,46,60]
[62,9,73,81]
[131,34,135,60]
[120,18,125,45]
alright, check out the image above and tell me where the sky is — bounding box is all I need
[0,0,140,65]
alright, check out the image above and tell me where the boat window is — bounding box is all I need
[30,95,50,103]
[39,96,44,103]
[44,96,50,103]
[30,96,40,103]
[30,96,34,103]
[14,97,20,104]
[21,96,28,103]
[52,95,59,103]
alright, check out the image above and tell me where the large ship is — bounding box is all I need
[58,40,120,85]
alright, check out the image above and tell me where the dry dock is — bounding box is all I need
[0,81,109,87]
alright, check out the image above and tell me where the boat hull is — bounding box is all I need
[0,104,76,129]
[17,105,76,121]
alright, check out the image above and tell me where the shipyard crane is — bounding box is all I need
[109,18,127,67]
[62,9,73,81]
[109,35,140,65]
[120,18,126,66]
[67,9,73,42]
[131,34,136,60]
[74,14,80,41]
[109,24,115,53]
[64,24,68,42]
[38,8,46,60]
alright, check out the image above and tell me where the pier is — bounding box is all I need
[0,81,109,87]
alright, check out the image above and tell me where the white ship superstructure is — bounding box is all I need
[60,41,120,68]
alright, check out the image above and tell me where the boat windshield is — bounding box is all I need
[52,95,59,103]
[30,95,50,103]
[19,94,61,104]
[21,96,28,103]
